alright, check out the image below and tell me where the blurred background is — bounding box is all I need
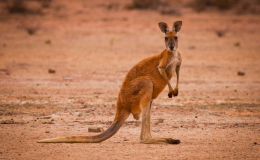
[0,0,260,95]
[0,0,260,109]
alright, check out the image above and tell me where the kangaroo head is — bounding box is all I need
[158,21,182,52]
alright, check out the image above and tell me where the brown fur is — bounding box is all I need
[37,21,182,144]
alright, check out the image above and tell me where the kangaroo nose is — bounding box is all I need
[169,46,174,50]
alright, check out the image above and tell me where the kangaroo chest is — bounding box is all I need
[165,52,181,79]
[165,63,177,79]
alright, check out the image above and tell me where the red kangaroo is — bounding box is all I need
[37,21,182,144]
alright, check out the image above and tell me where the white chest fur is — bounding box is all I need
[166,51,181,77]
[169,51,181,66]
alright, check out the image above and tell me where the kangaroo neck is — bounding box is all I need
[166,49,178,58]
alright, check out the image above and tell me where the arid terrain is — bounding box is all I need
[0,0,260,159]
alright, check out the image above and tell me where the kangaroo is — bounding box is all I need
[37,21,182,144]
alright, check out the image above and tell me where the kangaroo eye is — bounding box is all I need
[174,37,178,40]
[165,37,168,41]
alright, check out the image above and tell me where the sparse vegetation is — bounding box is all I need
[214,28,227,37]
[188,0,239,12]
[159,6,181,15]
[214,0,238,10]
[188,0,260,14]
[22,23,39,35]
[234,42,240,47]
[126,0,182,15]
[106,2,119,10]
[188,0,213,12]
[3,0,52,14]
[5,0,28,13]
[237,71,245,76]
[45,39,51,44]
[126,0,160,10]
[39,0,52,8]
[48,69,55,73]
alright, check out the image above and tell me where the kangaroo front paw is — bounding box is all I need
[168,89,178,98]
[168,92,173,98]
[173,88,178,97]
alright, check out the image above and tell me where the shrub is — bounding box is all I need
[159,6,181,15]
[215,0,238,10]
[188,0,214,12]
[126,0,161,10]
[189,0,239,12]
[4,0,52,14]
[5,0,28,13]
[38,0,52,8]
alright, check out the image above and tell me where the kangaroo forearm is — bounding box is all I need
[175,65,180,88]
[158,67,174,91]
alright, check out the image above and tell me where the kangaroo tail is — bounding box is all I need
[37,110,130,143]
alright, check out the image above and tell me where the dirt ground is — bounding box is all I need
[0,0,260,159]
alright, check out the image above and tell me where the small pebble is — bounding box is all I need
[155,118,164,125]
[172,125,179,128]
[237,71,245,76]
[48,69,55,74]
[88,127,104,132]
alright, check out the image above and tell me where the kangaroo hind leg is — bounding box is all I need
[140,99,181,144]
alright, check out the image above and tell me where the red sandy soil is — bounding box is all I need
[0,0,260,159]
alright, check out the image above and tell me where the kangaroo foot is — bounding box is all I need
[140,137,181,144]
[165,138,180,144]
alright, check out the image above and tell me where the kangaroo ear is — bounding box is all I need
[172,21,182,33]
[158,22,169,35]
